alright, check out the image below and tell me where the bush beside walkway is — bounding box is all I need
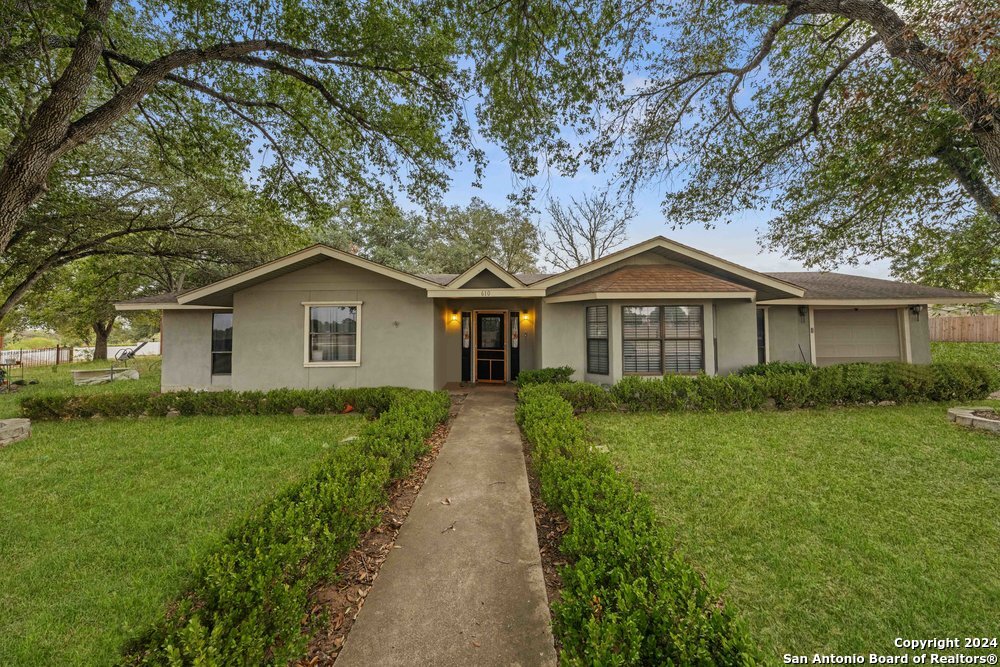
[516,384,759,665]
[123,388,449,665]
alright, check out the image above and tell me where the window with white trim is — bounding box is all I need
[211,312,233,375]
[305,303,360,365]
[623,305,703,374]
[586,306,609,375]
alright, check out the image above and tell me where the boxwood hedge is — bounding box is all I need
[20,386,400,421]
[120,388,449,665]
[516,384,759,665]
[533,362,998,413]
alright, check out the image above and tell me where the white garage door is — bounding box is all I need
[814,309,901,366]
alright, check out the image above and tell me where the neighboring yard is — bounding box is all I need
[0,360,365,665]
[583,401,1000,660]
[0,357,162,418]
[931,341,1000,368]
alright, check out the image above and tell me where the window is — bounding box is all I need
[211,312,233,375]
[623,305,703,374]
[305,303,361,365]
[586,306,609,375]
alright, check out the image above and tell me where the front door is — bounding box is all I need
[475,312,506,383]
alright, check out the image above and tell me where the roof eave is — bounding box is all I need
[758,297,992,306]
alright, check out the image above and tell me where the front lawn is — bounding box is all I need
[0,413,363,665]
[583,403,1000,660]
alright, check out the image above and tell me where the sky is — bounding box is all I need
[433,137,894,279]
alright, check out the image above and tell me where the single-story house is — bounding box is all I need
[116,236,988,391]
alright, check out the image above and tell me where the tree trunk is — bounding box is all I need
[0,0,112,254]
[92,318,114,361]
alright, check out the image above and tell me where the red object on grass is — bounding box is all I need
[343,404,354,413]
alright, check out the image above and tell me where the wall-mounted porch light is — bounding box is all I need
[909,305,922,321]
[450,310,459,324]
[521,311,531,323]
[798,305,808,323]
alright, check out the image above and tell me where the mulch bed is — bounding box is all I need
[295,419,452,666]
[972,409,1000,421]
[521,434,568,653]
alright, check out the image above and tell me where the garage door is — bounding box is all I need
[814,309,901,366]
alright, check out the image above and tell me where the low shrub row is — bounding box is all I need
[516,384,758,665]
[516,365,575,386]
[21,386,400,421]
[122,388,450,665]
[735,360,815,376]
[541,362,999,413]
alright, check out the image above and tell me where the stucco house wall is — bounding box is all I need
[538,301,587,381]
[714,300,758,374]
[767,305,814,364]
[909,311,931,364]
[161,309,231,391]
[230,259,436,391]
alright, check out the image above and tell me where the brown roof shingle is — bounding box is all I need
[555,265,755,296]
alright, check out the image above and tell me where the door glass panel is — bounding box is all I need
[478,315,503,349]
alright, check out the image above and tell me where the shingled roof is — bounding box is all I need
[765,272,986,301]
[555,265,755,296]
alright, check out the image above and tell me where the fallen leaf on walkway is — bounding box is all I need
[472,641,481,648]
[441,521,456,533]
[441,497,451,505]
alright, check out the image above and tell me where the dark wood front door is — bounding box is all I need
[475,312,506,383]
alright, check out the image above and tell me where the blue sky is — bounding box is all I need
[433,137,894,278]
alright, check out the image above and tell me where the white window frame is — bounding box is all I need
[303,301,363,367]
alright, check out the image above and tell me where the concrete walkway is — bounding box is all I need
[337,386,556,667]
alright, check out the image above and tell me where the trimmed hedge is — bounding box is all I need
[546,362,999,413]
[516,366,575,386]
[20,387,400,421]
[736,361,814,376]
[516,384,759,665]
[121,388,450,665]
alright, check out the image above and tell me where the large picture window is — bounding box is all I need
[586,305,609,375]
[211,312,233,375]
[623,305,703,374]
[305,303,361,366]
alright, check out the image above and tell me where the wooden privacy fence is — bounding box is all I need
[929,315,1000,342]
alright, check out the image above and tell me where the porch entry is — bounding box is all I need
[460,310,520,384]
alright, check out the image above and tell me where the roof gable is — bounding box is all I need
[554,265,755,296]
[535,236,805,299]
[177,245,440,306]
[446,258,524,289]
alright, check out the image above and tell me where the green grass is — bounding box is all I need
[931,341,1000,368]
[0,413,364,665]
[583,403,1000,661]
[0,357,162,418]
